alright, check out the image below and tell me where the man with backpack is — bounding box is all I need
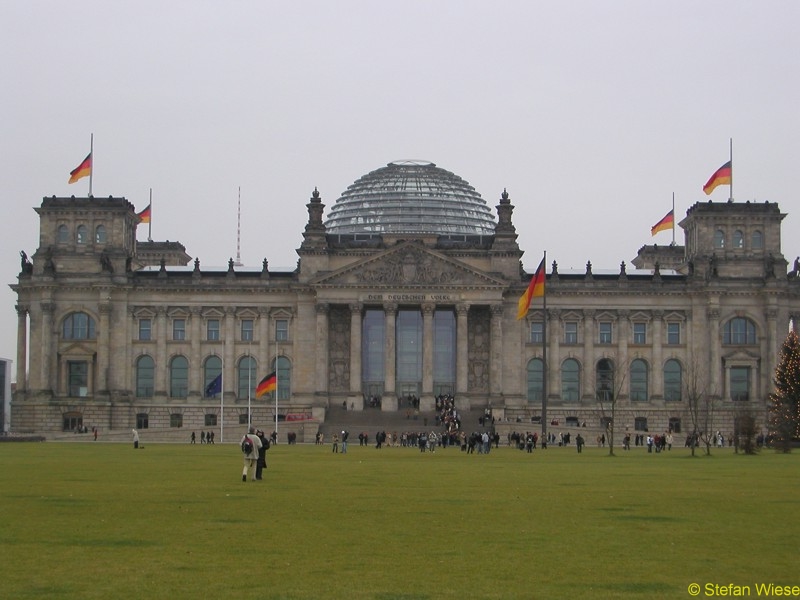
[240,426,262,482]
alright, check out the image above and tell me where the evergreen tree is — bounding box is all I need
[768,327,800,452]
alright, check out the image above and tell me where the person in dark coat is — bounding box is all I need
[255,430,269,480]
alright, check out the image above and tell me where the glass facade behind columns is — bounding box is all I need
[396,310,422,397]
[361,307,457,399]
[433,310,456,396]
[362,309,385,398]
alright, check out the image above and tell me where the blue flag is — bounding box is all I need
[205,374,222,397]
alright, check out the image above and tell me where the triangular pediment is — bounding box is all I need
[312,241,507,288]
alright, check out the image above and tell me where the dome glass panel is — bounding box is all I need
[324,160,496,235]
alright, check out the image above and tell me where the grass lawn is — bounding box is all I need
[0,441,797,600]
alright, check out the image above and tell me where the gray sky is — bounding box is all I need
[1,1,799,374]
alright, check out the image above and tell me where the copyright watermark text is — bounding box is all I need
[688,583,800,596]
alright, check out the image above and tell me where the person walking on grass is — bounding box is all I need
[240,427,262,482]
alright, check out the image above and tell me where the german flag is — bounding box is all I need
[136,204,151,224]
[68,153,92,184]
[255,372,277,398]
[650,209,674,236]
[702,160,732,195]
[517,257,545,320]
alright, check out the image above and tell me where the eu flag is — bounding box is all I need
[205,374,222,397]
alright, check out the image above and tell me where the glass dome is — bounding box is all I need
[324,160,496,236]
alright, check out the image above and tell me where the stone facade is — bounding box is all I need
[10,190,800,441]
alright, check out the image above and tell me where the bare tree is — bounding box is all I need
[684,351,717,457]
[595,357,629,457]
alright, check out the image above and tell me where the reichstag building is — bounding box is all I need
[10,160,800,440]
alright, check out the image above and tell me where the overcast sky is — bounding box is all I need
[1,1,799,375]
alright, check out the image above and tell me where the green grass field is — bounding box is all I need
[0,441,797,600]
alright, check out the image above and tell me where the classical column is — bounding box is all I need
[383,303,397,399]
[490,304,503,397]
[15,305,28,392]
[224,307,236,397]
[547,308,561,401]
[422,303,434,397]
[258,307,269,374]
[39,302,55,393]
[155,307,168,396]
[582,309,594,402]
[617,310,629,401]
[190,307,202,397]
[765,305,779,400]
[349,303,362,396]
[651,310,664,399]
[97,300,112,393]
[315,303,329,395]
[456,304,469,396]
[707,306,721,396]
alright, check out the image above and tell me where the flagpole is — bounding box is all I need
[541,251,548,447]
[274,338,279,438]
[148,188,153,242]
[729,137,734,202]
[671,192,676,245]
[88,133,94,197]
[218,354,224,444]
[247,346,252,426]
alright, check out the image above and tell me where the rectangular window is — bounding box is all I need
[564,322,578,344]
[633,323,647,345]
[204,414,218,427]
[634,417,648,431]
[276,319,288,341]
[730,366,750,401]
[599,322,613,344]
[207,319,220,341]
[173,319,186,341]
[138,318,152,341]
[136,413,149,429]
[68,361,88,397]
[667,322,681,345]
[241,319,254,341]
[530,321,544,344]
[170,414,183,428]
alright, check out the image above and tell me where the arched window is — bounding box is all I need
[135,355,154,398]
[76,225,88,244]
[170,355,189,398]
[596,358,614,402]
[204,355,222,397]
[57,224,69,243]
[732,230,743,248]
[561,358,580,402]
[526,358,544,403]
[273,356,291,401]
[630,359,648,402]
[62,312,96,339]
[237,355,257,399]
[664,359,682,401]
[713,229,725,249]
[95,225,107,244]
[723,317,757,345]
[752,230,763,249]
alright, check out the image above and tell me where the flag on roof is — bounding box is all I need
[651,209,674,236]
[137,204,151,224]
[703,160,732,195]
[68,153,92,184]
